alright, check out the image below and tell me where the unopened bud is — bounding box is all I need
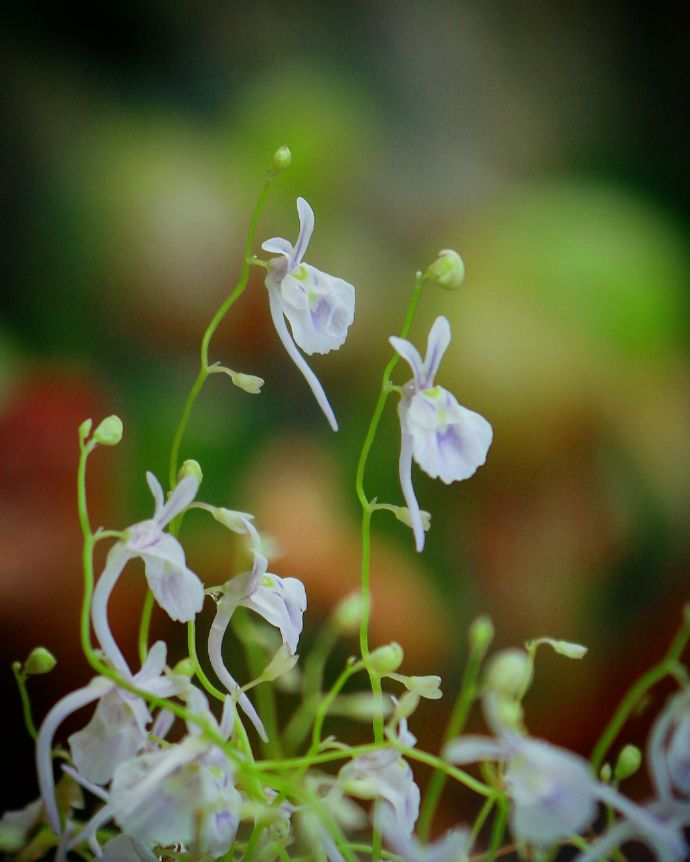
[402,675,442,700]
[262,646,299,682]
[93,415,123,447]
[485,648,532,699]
[392,506,431,532]
[177,459,203,485]
[526,637,587,660]
[271,145,292,173]
[368,642,404,675]
[333,593,365,634]
[78,418,93,442]
[231,371,264,395]
[600,763,612,782]
[172,658,195,678]
[424,249,465,291]
[393,691,420,721]
[614,745,642,782]
[469,614,495,653]
[24,647,57,676]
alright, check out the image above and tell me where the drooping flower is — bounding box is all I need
[92,472,204,672]
[262,197,355,431]
[444,732,686,855]
[35,642,185,834]
[390,316,493,551]
[208,546,307,741]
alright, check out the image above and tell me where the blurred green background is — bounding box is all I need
[1,1,688,824]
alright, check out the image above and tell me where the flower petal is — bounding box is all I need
[267,283,338,430]
[421,316,451,388]
[291,197,315,269]
[156,474,200,527]
[279,265,355,356]
[145,471,164,517]
[142,537,204,622]
[390,336,424,386]
[443,735,505,764]
[261,236,294,260]
[397,414,425,552]
[91,542,132,675]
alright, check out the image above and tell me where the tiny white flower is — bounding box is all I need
[208,548,306,741]
[649,689,690,798]
[390,316,492,551]
[92,472,204,672]
[262,197,355,430]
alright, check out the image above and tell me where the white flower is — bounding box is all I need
[208,548,307,741]
[444,732,686,855]
[110,737,240,856]
[390,316,493,551]
[92,472,204,672]
[338,747,420,838]
[35,642,185,834]
[262,197,355,430]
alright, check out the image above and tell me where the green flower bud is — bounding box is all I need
[271,145,292,173]
[424,249,465,290]
[177,459,203,485]
[332,593,365,634]
[403,675,442,700]
[78,418,93,442]
[392,506,431,532]
[262,645,299,682]
[526,637,587,660]
[393,691,420,721]
[93,415,123,447]
[368,642,404,675]
[469,614,495,653]
[614,744,642,782]
[172,658,195,678]
[484,648,532,699]
[24,646,57,676]
[600,763,612,782]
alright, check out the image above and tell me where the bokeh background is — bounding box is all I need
[2,0,689,834]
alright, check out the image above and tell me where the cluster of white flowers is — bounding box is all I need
[2,158,689,862]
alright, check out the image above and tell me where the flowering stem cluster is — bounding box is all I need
[3,148,690,862]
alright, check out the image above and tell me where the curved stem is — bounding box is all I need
[591,605,690,772]
[167,172,275,491]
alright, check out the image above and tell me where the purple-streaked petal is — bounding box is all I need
[291,197,315,269]
[100,834,158,862]
[36,680,112,832]
[243,575,307,654]
[421,316,451,388]
[267,284,338,430]
[91,542,132,675]
[279,265,355,356]
[443,736,504,764]
[397,418,425,552]
[390,336,424,386]
[141,544,204,622]
[134,640,167,685]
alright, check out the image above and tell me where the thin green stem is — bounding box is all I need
[484,797,508,862]
[137,590,155,666]
[310,661,363,753]
[355,274,426,751]
[418,639,486,839]
[168,172,275,491]
[591,605,690,772]
[12,666,37,740]
[469,797,496,849]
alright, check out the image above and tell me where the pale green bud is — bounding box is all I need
[393,691,420,721]
[341,778,379,800]
[78,418,93,442]
[424,249,465,290]
[271,145,293,173]
[262,645,299,682]
[368,642,404,675]
[487,693,523,730]
[330,693,393,722]
[93,415,123,447]
[332,593,365,633]
[526,637,587,660]
[469,614,495,653]
[24,647,57,676]
[231,371,264,395]
[402,675,442,700]
[484,648,532,698]
[172,658,196,678]
[600,763,612,782]
[177,459,203,485]
[614,744,642,782]
[392,506,431,532]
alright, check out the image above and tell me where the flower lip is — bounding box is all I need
[126,520,162,553]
